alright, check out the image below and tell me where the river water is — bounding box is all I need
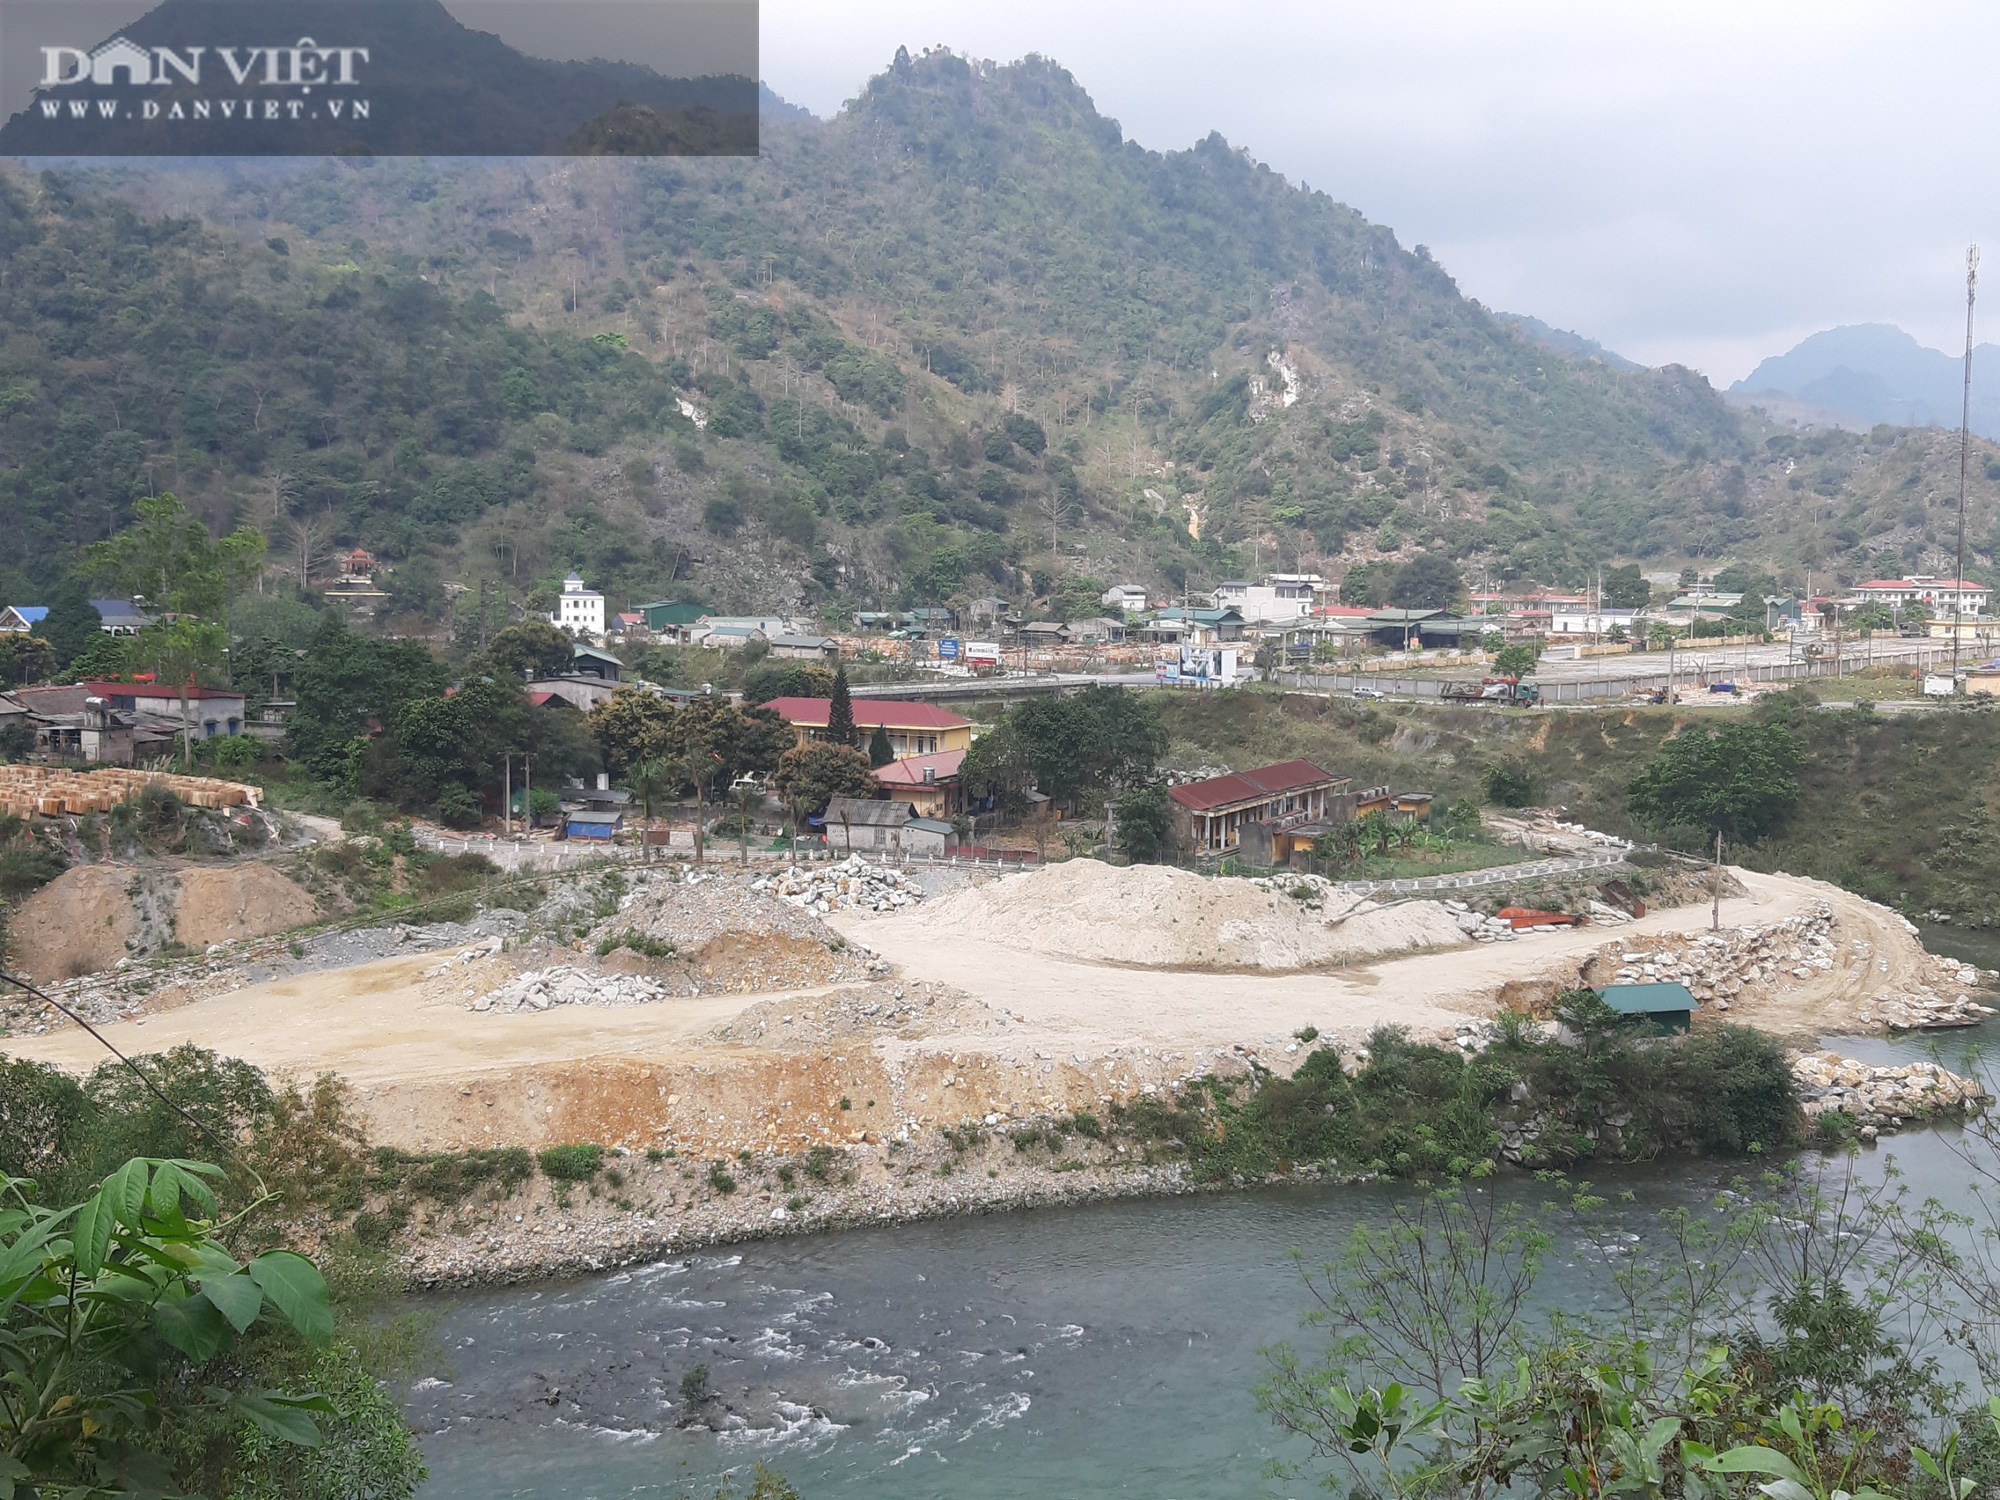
[411,1013,2000,1500]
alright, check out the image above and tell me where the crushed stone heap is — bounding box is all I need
[473,967,669,1013]
[595,867,852,950]
[755,857,924,914]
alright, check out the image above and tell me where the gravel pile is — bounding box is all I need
[754,858,924,914]
[473,967,670,1013]
[1792,1049,1990,1137]
[598,868,842,950]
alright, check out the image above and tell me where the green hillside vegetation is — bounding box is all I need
[6,49,1999,629]
[1159,688,2000,925]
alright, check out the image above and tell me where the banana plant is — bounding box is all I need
[0,1158,334,1498]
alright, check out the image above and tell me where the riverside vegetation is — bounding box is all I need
[1256,1107,2000,1500]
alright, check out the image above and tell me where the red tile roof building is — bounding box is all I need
[762,697,973,759]
[871,748,965,818]
[1168,759,1347,856]
[1853,577,1990,615]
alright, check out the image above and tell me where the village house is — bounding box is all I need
[525,676,617,711]
[821,796,952,856]
[550,574,606,640]
[607,611,650,645]
[569,644,624,681]
[762,697,973,759]
[1064,616,1127,644]
[1099,583,1149,613]
[1213,575,1321,624]
[1168,759,1348,860]
[1135,606,1246,645]
[0,606,47,634]
[90,599,150,635]
[8,684,201,762]
[8,689,138,762]
[766,634,840,661]
[872,748,964,819]
[77,681,246,738]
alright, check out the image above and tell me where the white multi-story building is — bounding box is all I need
[552,574,606,640]
[1213,574,1322,624]
[1852,576,1990,617]
[1100,583,1149,613]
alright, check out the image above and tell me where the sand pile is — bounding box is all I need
[908,860,1468,970]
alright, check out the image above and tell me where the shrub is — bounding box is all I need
[417,852,497,898]
[537,1143,605,1182]
[434,784,481,830]
[375,1146,535,1200]
[1483,762,1536,807]
[707,1161,737,1194]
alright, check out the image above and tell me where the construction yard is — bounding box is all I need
[2,809,1993,1285]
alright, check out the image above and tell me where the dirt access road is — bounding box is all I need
[836,867,1917,1049]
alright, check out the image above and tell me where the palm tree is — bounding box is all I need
[682,741,708,864]
[789,795,812,862]
[630,758,668,821]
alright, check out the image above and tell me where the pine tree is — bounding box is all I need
[827,662,857,747]
[867,723,894,767]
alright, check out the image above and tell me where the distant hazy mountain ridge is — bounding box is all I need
[1732,323,2000,440]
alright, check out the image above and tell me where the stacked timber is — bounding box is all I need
[0,766,262,818]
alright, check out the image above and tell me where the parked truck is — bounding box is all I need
[1439,676,1541,706]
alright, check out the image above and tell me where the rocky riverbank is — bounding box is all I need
[1791,1049,1991,1138]
[395,1128,1214,1288]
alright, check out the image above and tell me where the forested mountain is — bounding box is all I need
[4,48,1998,629]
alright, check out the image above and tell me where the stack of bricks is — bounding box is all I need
[0,766,262,819]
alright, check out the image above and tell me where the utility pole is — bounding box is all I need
[503,753,512,837]
[1955,243,1980,682]
[1711,829,1723,932]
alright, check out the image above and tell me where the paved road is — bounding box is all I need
[840,637,1974,706]
[1529,636,1947,683]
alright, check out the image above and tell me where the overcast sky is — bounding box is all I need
[761,0,2000,385]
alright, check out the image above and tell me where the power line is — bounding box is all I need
[0,968,250,1171]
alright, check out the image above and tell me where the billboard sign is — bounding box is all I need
[937,637,959,660]
[1157,646,1237,687]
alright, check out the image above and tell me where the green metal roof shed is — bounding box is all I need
[636,600,706,630]
[1595,982,1700,1034]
